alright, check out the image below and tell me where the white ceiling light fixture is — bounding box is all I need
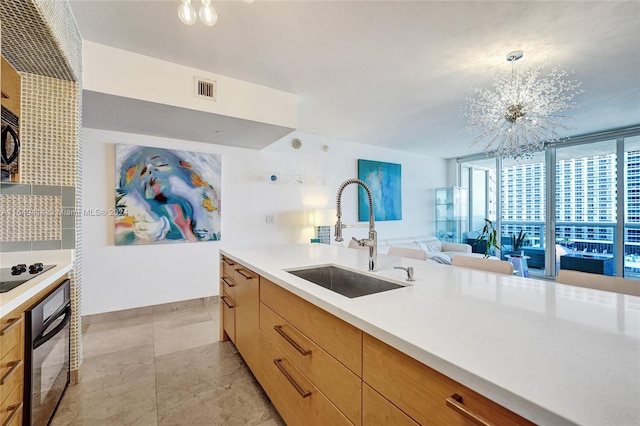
[199,0,218,26]
[463,50,584,159]
[178,0,217,26]
[177,0,197,25]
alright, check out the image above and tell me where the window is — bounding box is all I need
[458,127,640,280]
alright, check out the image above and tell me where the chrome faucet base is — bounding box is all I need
[394,266,415,282]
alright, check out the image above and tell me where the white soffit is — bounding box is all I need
[82,91,295,149]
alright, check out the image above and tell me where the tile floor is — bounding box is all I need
[51,301,285,426]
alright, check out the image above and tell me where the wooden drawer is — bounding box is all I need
[220,276,236,300]
[0,343,23,405]
[0,316,22,360]
[232,265,258,284]
[221,292,236,343]
[260,303,361,425]
[259,332,352,426]
[260,278,362,376]
[0,383,22,426]
[363,383,419,426]
[363,334,534,426]
[221,255,236,278]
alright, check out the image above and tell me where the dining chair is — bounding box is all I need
[387,246,427,261]
[556,269,640,297]
[451,256,514,275]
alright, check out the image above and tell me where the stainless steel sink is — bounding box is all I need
[286,265,404,298]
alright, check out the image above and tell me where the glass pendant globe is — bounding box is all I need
[178,0,197,25]
[199,1,218,26]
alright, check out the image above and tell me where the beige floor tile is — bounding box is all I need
[157,369,276,426]
[155,342,243,396]
[75,344,155,394]
[51,376,158,426]
[153,317,218,356]
[256,416,287,426]
[205,300,220,321]
[53,301,281,426]
[82,314,154,359]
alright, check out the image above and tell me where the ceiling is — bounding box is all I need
[68,0,640,159]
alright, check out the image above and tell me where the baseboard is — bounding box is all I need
[82,296,219,326]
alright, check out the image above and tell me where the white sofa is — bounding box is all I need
[376,235,488,264]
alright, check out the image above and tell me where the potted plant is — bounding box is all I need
[475,218,501,258]
[510,229,528,255]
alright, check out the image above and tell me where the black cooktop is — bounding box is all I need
[0,264,56,293]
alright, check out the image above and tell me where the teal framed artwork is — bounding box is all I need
[357,159,402,221]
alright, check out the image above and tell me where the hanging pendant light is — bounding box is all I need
[177,0,197,25]
[199,0,218,26]
[463,50,584,159]
[178,0,218,26]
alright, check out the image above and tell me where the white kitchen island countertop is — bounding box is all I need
[0,250,74,318]
[221,243,640,426]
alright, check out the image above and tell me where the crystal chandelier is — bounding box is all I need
[463,50,584,159]
[178,0,217,26]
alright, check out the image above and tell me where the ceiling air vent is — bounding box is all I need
[194,77,217,101]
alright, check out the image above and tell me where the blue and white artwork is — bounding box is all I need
[115,144,221,245]
[357,159,402,221]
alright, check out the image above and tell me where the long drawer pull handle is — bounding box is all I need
[221,277,235,287]
[0,360,22,385]
[236,269,253,279]
[274,325,311,356]
[0,317,22,336]
[273,358,311,398]
[445,394,493,426]
[221,296,234,309]
[2,402,22,426]
[222,258,235,266]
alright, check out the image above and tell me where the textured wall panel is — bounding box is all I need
[1,0,83,373]
[19,74,79,186]
[0,194,62,241]
[0,0,80,81]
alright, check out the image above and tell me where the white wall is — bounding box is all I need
[82,128,447,315]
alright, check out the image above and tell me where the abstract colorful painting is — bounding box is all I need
[115,144,221,245]
[357,159,402,221]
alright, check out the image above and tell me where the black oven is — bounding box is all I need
[23,279,71,425]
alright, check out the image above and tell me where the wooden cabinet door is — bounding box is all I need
[363,383,419,426]
[221,291,235,343]
[363,334,534,426]
[233,265,260,376]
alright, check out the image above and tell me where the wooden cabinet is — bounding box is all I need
[219,256,260,375]
[363,333,534,426]
[219,254,534,426]
[219,257,236,343]
[1,57,21,117]
[260,277,362,377]
[232,265,260,374]
[260,301,361,425]
[0,313,24,426]
[258,331,352,426]
[363,383,418,426]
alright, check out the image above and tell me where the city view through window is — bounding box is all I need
[460,134,640,280]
